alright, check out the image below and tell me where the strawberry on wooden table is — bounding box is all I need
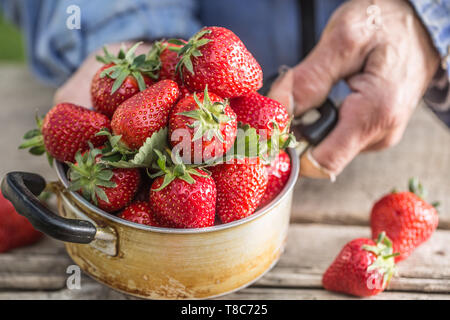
[19,103,110,164]
[149,150,216,228]
[370,178,439,262]
[118,201,159,226]
[0,191,43,253]
[210,157,268,224]
[169,86,237,163]
[322,233,398,297]
[111,79,180,150]
[175,26,263,98]
[91,43,159,118]
[258,150,291,208]
[67,147,141,213]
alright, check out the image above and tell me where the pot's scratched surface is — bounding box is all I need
[0,64,449,299]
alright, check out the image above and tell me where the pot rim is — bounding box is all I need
[55,148,299,234]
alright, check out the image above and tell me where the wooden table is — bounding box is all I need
[1,64,449,300]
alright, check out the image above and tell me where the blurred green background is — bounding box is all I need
[0,12,25,62]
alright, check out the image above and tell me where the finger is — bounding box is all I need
[310,92,375,175]
[267,68,294,114]
[362,124,405,151]
[291,7,377,115]
[291,44,342,115]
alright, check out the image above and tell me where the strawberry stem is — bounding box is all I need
[362,232,398,290]
[150,148,209,191]
[176,86,232,143]
[18,113,54,166]
[67,144,117,205]
[173,28,212,77]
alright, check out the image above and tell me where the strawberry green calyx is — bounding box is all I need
[362,232,399,289]
[266,120,298,158]
[174,29,212,76]
[66,145,116,205]
[403,178,439,208]
[207,123,268,166]
[150,149,209,191]
[18,114,54,166]
[98,127,169,169]
[177,86,232,143]
[408,177,427,199]
[96,42,161,94]
[95,128,136,161]
[408,178,440,209]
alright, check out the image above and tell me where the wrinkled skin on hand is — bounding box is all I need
[269,0,439,177]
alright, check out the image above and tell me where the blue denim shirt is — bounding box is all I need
[1,0,449,123]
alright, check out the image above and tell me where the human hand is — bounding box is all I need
[269,0,440,178]
[54,42,153,107]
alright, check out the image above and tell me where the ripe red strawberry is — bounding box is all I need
[149,150,216,228]
[118,201,159,226]
[230,92,289,140]
[19,103,110,164]
[258,150,291,208]
[111,79,180,150]
[210,158,268,223]
[169,87,237,163]
[0,191,42,253]
[322,233,398,297]
[91,64,154,118]
[154,40,187,82]
[176,26,263,98]
[68,147,141,212]
[152,40,192,99]
[92,43,159,118]
[370,179,439,262]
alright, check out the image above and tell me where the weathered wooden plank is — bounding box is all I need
[255,269,450,293]
[0,254,70,273]
[219,288,450,300]
[0,281,132,300]
[1,285,448,300]
[0,64,55,180]
[0,274,66,290]
[6,236,65,256]
[291,105,450,228]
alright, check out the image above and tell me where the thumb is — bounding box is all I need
[267,68,295,115]
[291,20,376,115]
[310,92,374,175]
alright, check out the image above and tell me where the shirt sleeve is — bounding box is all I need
[409,0,450,126]
[0,0,201,86]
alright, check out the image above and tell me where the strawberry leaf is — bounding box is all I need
[174,29,211,78]
[103,127,169,168]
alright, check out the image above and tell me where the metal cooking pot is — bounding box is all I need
[1,100,337,299]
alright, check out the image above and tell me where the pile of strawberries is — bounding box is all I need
[20,26,295,229]
[322,178,439,297]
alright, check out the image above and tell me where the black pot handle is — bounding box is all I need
[293,98,338,146]
[1,172,97,244]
